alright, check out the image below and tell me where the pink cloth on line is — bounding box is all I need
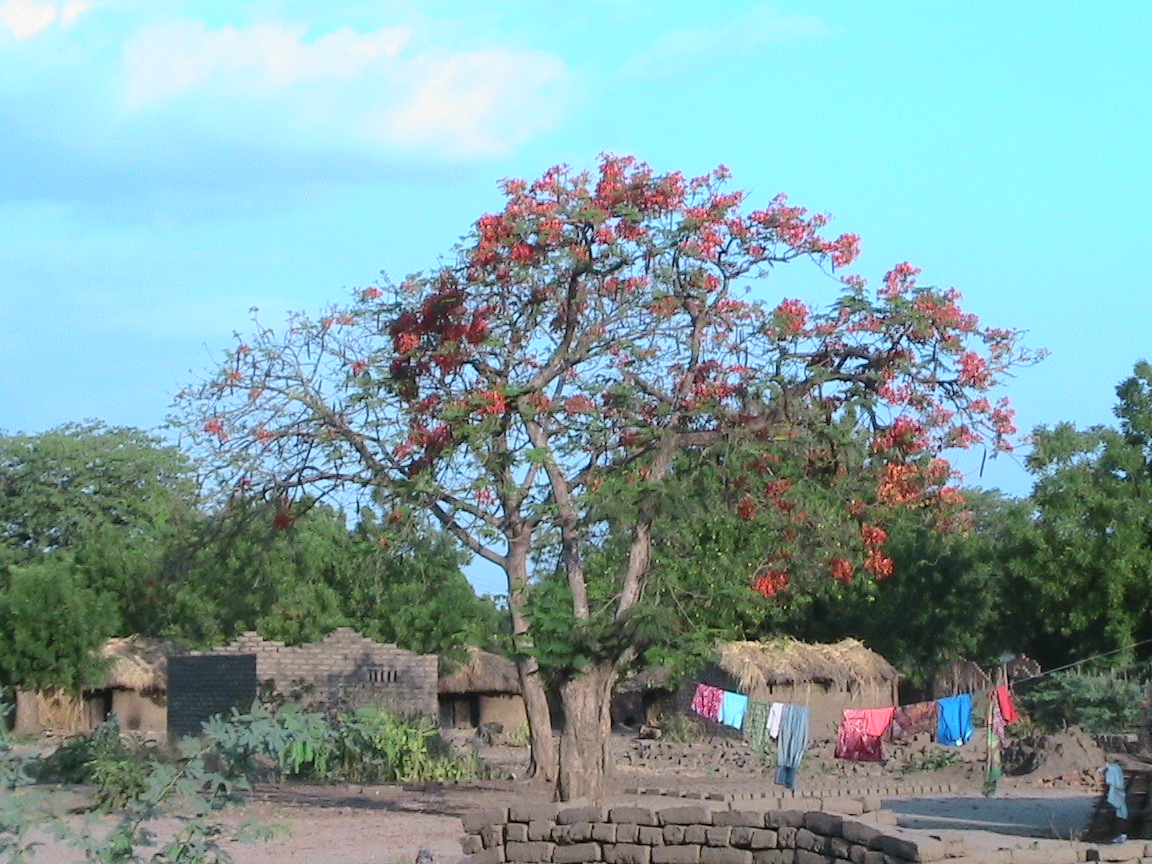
[835,707,895,762]
[691,684,724,722]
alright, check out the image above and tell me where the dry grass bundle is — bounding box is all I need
[101,635,179,693]
[36,689,86,734]
[437,647,520,695]
[717,638,897,698]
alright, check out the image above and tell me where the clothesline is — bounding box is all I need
[1010,637,1152,685]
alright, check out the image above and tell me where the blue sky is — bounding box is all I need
[2,2,1150,594]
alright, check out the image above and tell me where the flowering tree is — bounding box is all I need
[175,155,1034,799]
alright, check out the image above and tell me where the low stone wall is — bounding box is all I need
[457,800,1152,864]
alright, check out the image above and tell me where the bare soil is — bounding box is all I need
[15,729,1126,864]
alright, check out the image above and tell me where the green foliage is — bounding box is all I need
[1018,671,1143,733]
[994,362,1152,669]
[35,716,149,811]
[659,713,701,744]
[203,701,479,783]
[902,749,962,773]
[0,560,117,691]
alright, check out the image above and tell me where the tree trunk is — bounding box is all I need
[555,661,617,801]
[506,539,557,783]
[514,653,557,782]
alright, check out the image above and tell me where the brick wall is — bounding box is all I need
[166,654,257,738]
[458,800,1152,864]
[206,628,438,719]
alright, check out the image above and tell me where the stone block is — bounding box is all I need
[593,823,618,843]
[554,842,603,863]
[604,844,653,864]
[749,829,778,850]
[777,827,798,848]
[617,824,641,844]
[559,806,606,825]
[504,824,527,844]
[685,826,710,845]
[653,847,702,864]
[570,823,597,843]
[794,851,834,864]
[701,849,754,864]
[752,852,794,864]
[662,806,718,825]
[461,847,505,864]
[464,808,510,834]
[664,825,686,845]
[706,827,733,846]
[716,811,768,829]
[803,813,844,837]
[505,841,556,863]
[767,812,807,829]
[795,830,820,852]
[875,833,948,862]
[861,798,883,814]
[839,823,881,847]
[638,826,665,846]
[611,807,662,826]
[1093,842,1150,862]
[731,827,755,847]
[829,839,850,860]
[460,834,483,854]
[510,804,561,824]
[528,821,556,841]
[821,799,865,817]
[483,825,508,848]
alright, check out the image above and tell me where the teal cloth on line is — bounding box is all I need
[720,691,749,729]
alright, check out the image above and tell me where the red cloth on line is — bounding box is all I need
[691,683,724,722]
[994,685,1019,725]
[835,707,895,762]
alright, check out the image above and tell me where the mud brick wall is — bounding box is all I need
[167,654,257,738]
[458,800,1152,864]
[207,628,438,719]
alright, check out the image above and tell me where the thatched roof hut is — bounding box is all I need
[716,638,898,698]
[438,647,520,696]
[101,636,182,694]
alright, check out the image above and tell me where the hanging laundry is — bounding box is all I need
[744,700,772,754]
[983,691,1005,797]
[720,691,749,729]
[691,683,724,722]
[767,702,785,739]
[835,707,895,762]
[993,685,1019,726]
[774,703,810,790]
[936,693,974,746]
[1105,762,1128,821]
[891,701,938,742]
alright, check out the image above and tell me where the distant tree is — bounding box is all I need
[175,156,1034,798]
[0,558,117,692]
[0,423,197,569]
[995,361,1152,669]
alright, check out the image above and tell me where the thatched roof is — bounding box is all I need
[716,638,897,697]
[101,636,182,693]
[438,647,520,695]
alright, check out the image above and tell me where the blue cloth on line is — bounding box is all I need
[936,693,974,746]
[774,703,810,790]
[1105,763,1128,820]
[719,691,749,729]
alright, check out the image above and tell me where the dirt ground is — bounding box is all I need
[13,729,1123,864]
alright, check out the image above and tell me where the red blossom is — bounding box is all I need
[752,569,789,598]
[737,495,757,520]
[829,557,854,584]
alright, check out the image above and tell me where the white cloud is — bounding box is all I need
[0,0,89,39]
[121,18,571,158]
[627,5,826,77]
[382,48,569,157]
[123,20,411,105]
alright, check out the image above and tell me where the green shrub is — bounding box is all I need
[1018,671,1142,734]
